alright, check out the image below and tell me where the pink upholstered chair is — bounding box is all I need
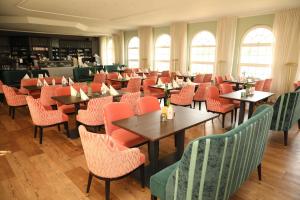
[193,83,210,110]
[103,102,148,148]
[106,72,122,89]
[93,73,106,83]
[159,77,171,84]
[0,80,3,93]
[26,96,69,144]
[149,71,158,77]
[76,96,113,131]
[143,79,164,99]
[90,82,102,93]
[170,72,177,81]
[170,85,195,107]
[120,92,141,114]
[40,85,61,110]
[206,86,234,128]
[255,80,265,91]
[263,79,272,92]
[121,78,141,93]
[161,70,170,77]
[79,126,145,200]
[194,74,204,83]
[137,96,161,115]
[203,74,212,83]
[215,75,224,85]
[19,78,40,98]
[219,83,240,122]
[2,85,27,119]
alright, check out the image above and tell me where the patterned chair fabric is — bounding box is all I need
[19,78,40,98]
[76,96,113,126]
[120,92,141,115]
[90,82,102,93]
[40,85,61,109]
[255,80,265,91]
[93,73,106,83]
[143,79,164,99]
[26,96,68,127]
[150,105,274,200]
[215,76,224,85]
[121,78,142,93]
[170,85,195,106]
[2,85,27,107]
[193,74,204,83]
[79,125,145,179]
[106,72,122,89]
[270,90,300,145]
[161,71,170,77]
[262,79,272,92]
[193,83,210,110]
[137,96,161,115]
[203,74,212,83]
[160,77,171,84]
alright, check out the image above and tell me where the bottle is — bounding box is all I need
[167,105,174,120]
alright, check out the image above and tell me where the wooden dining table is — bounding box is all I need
[223,80,256,90]
[220,90,274,125]
[113,106,218,176]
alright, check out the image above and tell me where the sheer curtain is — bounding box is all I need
[271,8,300,94]
[112,31,125,64]
[215,16,237,76]
[100,36,108,65]
[170,22,187,72]
[138,26,153,69]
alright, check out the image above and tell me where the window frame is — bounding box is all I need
[127,36,140,68]
[189,31,216,74]
[238,25,274,77]
[154,34,171,71]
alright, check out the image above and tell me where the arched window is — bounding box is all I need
[127,37,139,68]
[155,34,171,71]
[190,31,216,74]
[107,38,113,65]
[239,27,274,79]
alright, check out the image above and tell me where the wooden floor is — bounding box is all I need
[0,103,300,200]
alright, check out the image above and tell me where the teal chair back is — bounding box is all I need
[165,105,273,200]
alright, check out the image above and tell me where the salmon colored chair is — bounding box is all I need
[40,85,61,110]
[194,74,204,83]
[255,80,265,91]
[219,83,240,122]
[137,96,161,115]
[159,77,171,84]
[19,78,40,98]
[170,72,177,81]
[79,126,145,200]
[76,96,113,130]
[203,74,212,83]
[294,81,300,90]
[93,73,106,83]
[121,78,141,93]
[161,71,170,77]
[103,102,148,148]
[149,71,158,77]
[215,75,224,85]
[26,96,69,144]
[106,72,122,89]
[0,80,3,103]
[170,85,195,107]
[2,85,27,119]
[263,79,272,92]
[90,82,102,93]
[206,86,234,128]
[193,83,210,110]
[143,79,164,99]
[120,92,141,114]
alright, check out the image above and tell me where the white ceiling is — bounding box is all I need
[0,0,299,36]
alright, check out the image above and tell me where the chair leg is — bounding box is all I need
[140,164,145,188]
[222,113,225,128]
[105,180,110,200]
[231,110,234,124]
[34,126,37,138]
[234,108,238,122]
[64,122,70,138]
[151,195,158,200]
[39,127,43,144]
[8,106,12,116]
[12,107,15,119]
[86,172,93,193]
[193,101,196,108]
[190,104,192,108]
[57,124,61,131]
[298,119,300,129]
[284,131,288,146]
[257,163,262,181]
[199,102,202,110]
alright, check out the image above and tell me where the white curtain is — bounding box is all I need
[295,44,300,81]
[138,26,153,69]
[100,36,108,65]
[170,22,188,72]
[215,16,237,77]
[112,31,125,64]
[271,8,300,94]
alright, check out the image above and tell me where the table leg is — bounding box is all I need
[149,141,159,174]
[248,102,254,119]
[174,130,185,160]
[238,101,246,125]
[236,83,239,90]
[74,103,80,114]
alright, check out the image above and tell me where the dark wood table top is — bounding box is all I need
[23,85,43,91]
[223,80,256,84]
[108,77,144,82]
[176,74,195,78]
[52,90,127,105]
[150,82,199,91]
[220,90,274,103]
[113,106,218,141]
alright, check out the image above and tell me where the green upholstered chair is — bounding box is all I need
[73,67,103,82]
[150,104,273,200]
[270,89,300,146]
